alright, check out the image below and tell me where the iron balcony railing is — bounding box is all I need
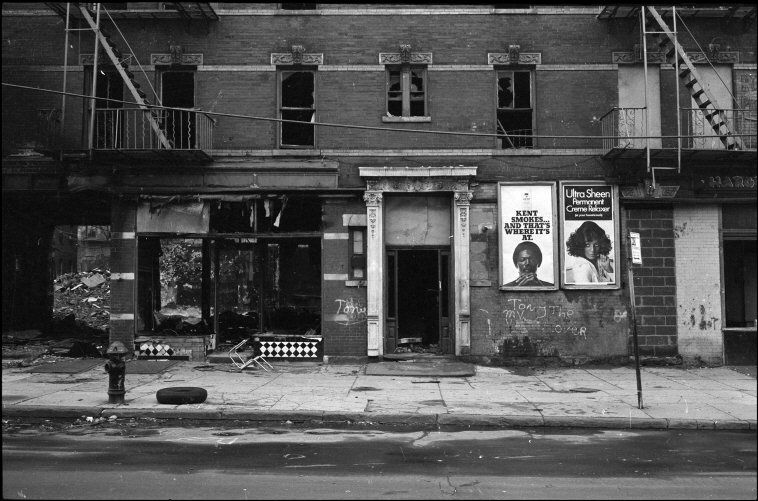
[600,107,648,150]
[681,108,756,150]
[93,108,214,151]
[601,106,756,151]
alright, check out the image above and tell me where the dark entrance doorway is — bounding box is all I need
[161,70,195,149]
[386,249,450,355]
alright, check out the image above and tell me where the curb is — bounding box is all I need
[3,406,756,432]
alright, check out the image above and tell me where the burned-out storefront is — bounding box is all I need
[134,195,323,360]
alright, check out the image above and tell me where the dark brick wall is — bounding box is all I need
[624,206,678,357]
[321,198,368,356]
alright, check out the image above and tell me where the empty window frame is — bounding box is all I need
[497,70,533,148]
[280,70,316,147]
[349,228,367,279]
[387,66,427,118]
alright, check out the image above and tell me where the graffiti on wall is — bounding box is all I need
[501,298,587,340]
[333,297,367,326]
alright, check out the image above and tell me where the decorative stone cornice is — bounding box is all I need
[363,191,383,205]
[454,191,474,205]
[365,178,473,193]
[488,52,541,65]
[359,166,477,178]
[379,52,433,64]
[149,53,203,65]
[612,51,739,64]
[271,45,323,65]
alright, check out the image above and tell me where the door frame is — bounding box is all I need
[384,248,451,354]
[359,166,477,357]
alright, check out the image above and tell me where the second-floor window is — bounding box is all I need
[387,66,427,118]
[280,70,315,147]
[497,70,533,148]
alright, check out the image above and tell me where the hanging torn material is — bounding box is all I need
[274,196,288,228]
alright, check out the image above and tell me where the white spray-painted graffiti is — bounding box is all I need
[502,298,587,339]
[333,297,367,326]
[614,309,628,323]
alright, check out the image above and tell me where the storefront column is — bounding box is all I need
[453,190,473,355]
[364,190,384,357]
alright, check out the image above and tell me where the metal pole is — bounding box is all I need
[60,2,70,161]
[673,6,682,173]
[87,3,101,157]
[628,234,644,410]
[641,6,651,175]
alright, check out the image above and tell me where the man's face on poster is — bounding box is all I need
[516,249,539,275]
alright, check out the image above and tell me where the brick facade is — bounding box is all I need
[625,207,678,357]
[2,5,755,365]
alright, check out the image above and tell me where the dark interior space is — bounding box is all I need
[397,250,440,346]
[280,71,315,147]
[162,70,195,149]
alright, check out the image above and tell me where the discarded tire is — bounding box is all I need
[156,387,207,405]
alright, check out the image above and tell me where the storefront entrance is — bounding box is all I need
[385,249,450,355]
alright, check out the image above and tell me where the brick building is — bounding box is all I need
[2,4,756,365]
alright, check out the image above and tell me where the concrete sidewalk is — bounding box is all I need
[2,359,756,431]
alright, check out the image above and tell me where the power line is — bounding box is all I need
[3,81,754,141]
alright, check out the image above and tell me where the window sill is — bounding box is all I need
[382,116,432,123]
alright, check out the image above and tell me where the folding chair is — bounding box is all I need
[229,339,274,372]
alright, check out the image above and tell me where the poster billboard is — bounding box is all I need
[498,182,558,290]
[560,182,620,289]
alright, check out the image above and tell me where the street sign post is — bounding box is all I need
[628,232,643,409]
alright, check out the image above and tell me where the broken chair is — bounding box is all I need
[229,339,274,372]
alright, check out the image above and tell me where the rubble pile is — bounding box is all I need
[52,269,111,333]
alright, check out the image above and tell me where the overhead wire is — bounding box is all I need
[5,82,751,141]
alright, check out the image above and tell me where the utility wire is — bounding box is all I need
[3,82,754,140]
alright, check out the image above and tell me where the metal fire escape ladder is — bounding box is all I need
[77,5,172,149]
[645,6,743,151]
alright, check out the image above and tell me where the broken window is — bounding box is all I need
[497,70,533,148]
[280,70,315,147]
[387,66,427,117]
[137,197,323,344]
[349,227,366,279]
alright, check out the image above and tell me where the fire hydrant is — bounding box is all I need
[104,341,129,404]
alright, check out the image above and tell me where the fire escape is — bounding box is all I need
[42,2,218,161]
[598,5,756,190]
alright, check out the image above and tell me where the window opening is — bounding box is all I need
[137,199,323,344]
[280,70,315,147]
[161,70,196,149]
[497,70,533,148]
[349,228,366,279]
[387,66,427,117]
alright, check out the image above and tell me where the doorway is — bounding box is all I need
[161,70,195,149]
[386,249,450,354]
